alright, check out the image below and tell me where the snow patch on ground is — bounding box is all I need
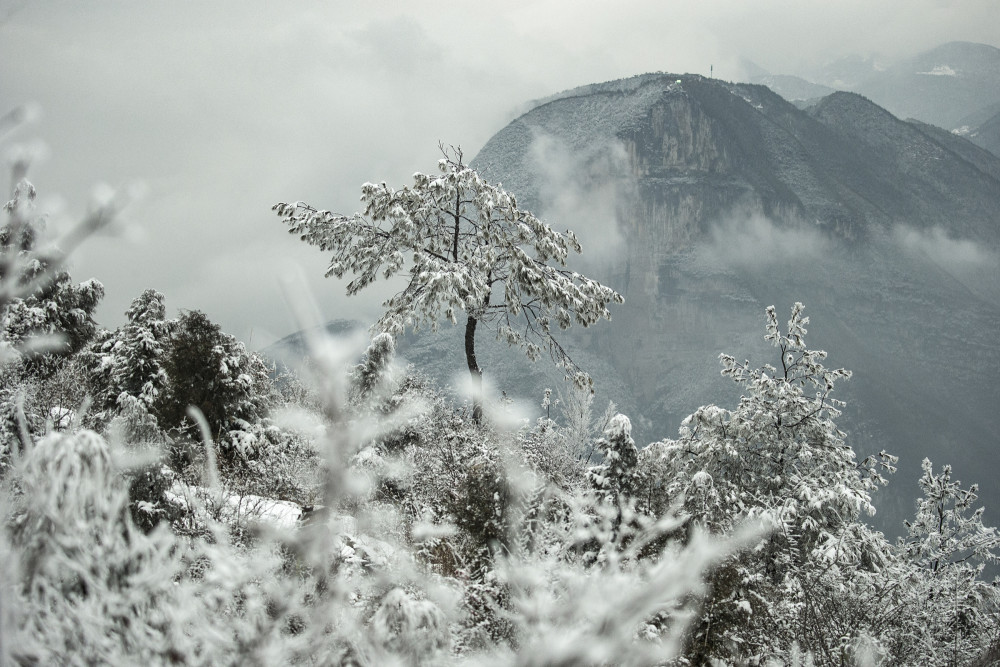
[165,479,303,528]
[918,65,958,76]
[49,406,75,430]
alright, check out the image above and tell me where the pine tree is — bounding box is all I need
[84,289,170,422]
[155,310,271,447]
[1,180,104,373]
[640,303,897,661]
[584,413,640,556]
[588,415,638,507]
[274,147,623,421]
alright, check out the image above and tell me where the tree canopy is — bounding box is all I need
[1,180,104,371]
[155,309,271,443]
[274,147,623,419]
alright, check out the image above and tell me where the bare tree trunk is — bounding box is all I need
[465,313,483,423]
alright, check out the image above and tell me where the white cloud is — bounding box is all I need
[528,132,630,266]
[918,65,959,76]
[697,214,832,270]
[893,225,998,270]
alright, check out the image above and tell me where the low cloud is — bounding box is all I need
[697,213,832,269]
[893,226,1000,305]
[528,132,631,266]
[893,225,998,270]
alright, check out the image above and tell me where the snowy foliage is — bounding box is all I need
[644,304,895,531]
[903,458,1000,572]
[155,309,273,451]
[274,146,624,403]
[83,289,169,427]
[1,180,105,369]
[893,459,1000,663]
[585,413,641,553]
[637,304,916,662]
[5,287,1000,664]
[3,119,999,664]
[350,331,397,405]
[588,413,639,505]
[0,157,108,464]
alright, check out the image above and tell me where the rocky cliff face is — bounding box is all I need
[473,73,1000,531]
[480,75,1000,252]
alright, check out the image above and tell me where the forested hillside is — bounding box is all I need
[2,109,999,665]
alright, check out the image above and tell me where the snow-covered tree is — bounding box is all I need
[894,458,1000,664]
[0,169,111,456]
[640,303,898,662]
[1,180,104,373]
[274,147,623,421]
[903,458,1000,575]
[83,289,170,429]
[370,588,450,662]
[155,309,271,449]
[350,332,396,404]
[587,413,639,537]
[644,304,893,531]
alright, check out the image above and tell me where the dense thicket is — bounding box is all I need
[1,133,998,665]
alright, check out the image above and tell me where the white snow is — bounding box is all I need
[49,406,75,430]
[227,494,303,527]
[917,65,958,76]
[165,479,303,528]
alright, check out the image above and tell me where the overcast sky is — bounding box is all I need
[2,1,997,348]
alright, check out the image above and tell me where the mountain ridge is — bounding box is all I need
[750,41,1000,135]
[478,74,1000,246]
[472,72,1000,532]
[263,72,1000,535]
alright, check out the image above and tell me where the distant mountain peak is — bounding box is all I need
[478,74,1000,249]
[921,40,1000,57]
[470,73,1000,533]
[774,41,1000,131]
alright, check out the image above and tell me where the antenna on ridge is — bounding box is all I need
[710,64,714,79]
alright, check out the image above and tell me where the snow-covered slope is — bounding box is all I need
[472,72,1000,533]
